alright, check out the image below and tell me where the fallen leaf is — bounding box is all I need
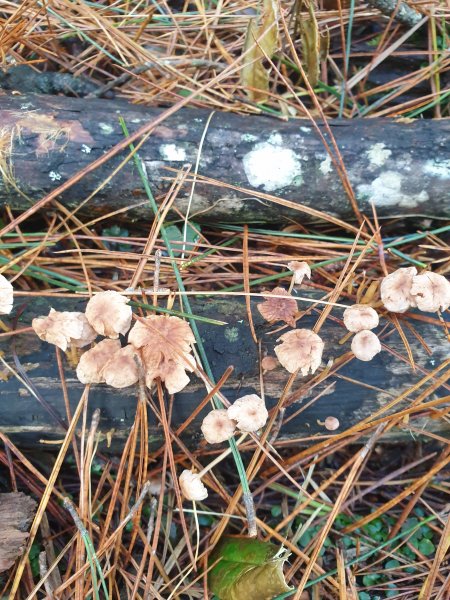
[209,536,291,600]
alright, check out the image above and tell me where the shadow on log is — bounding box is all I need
[0,294,448,449]
[0,94,449,223]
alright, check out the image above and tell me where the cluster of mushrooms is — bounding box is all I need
[257,262,450,369]
[31,290,197,394]
[0,262,447,503]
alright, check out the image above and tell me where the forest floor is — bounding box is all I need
[0,1,449,599]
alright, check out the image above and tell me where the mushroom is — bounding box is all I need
[201,409,236,444]
[324,416,340,431]
[103,345,139,388]
[76,339,121,384]
[128,315,196,394]
[85,290,132,338]
[343,304,379,332]
[227,394,268,432]
[32,309,97,352]
[410,272,450,313]
[0,274,13,315]
[351,330,381,361]
[380,267,417,313]
[275,329,324,375]
[257,287,297,327]
[179,469,208,501]
[287,261,311,285]
[261,355,278,372]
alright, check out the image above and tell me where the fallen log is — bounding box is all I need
[0,294,448,448]
[0,94,448,223]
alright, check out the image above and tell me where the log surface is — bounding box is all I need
[0,94,449,222]
[0,493,36,572]
[0,295,448,448]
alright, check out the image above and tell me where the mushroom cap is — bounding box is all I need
[70,313,97,348]
[0,274,13,315]
[129,316,196,394]
[76,339,121,384]
[324,416,340,431]
[343,304,379,332]
[287,261,311,285]
[275,329,324,375]
[32,308,95,352]
[261,355,279,371]
[380,267,417,313]
[201,409,236,444]
[351,330,381,361]
[257,287,297,327]
[179,470,208,501]
[410,272,450,313]
[85,291,132,338]
[227,394,268,432]
[103,344,139,388]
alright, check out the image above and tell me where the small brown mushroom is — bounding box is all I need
[257,287,297,327]
[0,274,13,315]
[261,355,279,372]
[324,416,340,431]
[102,345,139,389]
[343,304,379,332]
[227,394,268,432]
[287,261,311,285]
[85,290,132,338]
[129,315,196,394]
[380,267,417,313]
[351,330,381,361]
[201,409,236,444]
[179,470,208,501]
[32,309,96,352]
[410,272,450,313]
[76,339,121,384]
[275,329,324,375]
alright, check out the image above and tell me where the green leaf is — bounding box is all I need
[209,536,292,600]
[418,538,435,556]
[164,223,201,257]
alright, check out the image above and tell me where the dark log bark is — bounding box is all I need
[0,94,448,224]
[0,294,448,449]
[0,493,36,572]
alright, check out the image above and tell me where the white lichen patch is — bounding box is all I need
[423,159,450,179]
[300,126,311,133]
[357,171,429,208]
[81,144,91,154]
[49,171,61,182]
[99,123,114,135]
[241,133,258,143]
[366,143,391,168]
[319,155,332,175]
[159,144,187,162]
[243,135,302,192]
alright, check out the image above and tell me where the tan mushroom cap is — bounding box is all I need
[179,470,208,501]
[261,355,279,371]
[257,287,298,327]
[351,330,381,361]
[103,345,139,389]
[129,315,196,394]
[201,409,236,444]
[275,329,324,375]
[324,416,340,431]
[76,339,121,384]
[343,304,379,332]
[32,308,96,352]
[380,267,417,313]
[288,261,311,285]
[227,394,268,432]
[0,274,13,315]
[85,291,132,338]
[410,272,450,313]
